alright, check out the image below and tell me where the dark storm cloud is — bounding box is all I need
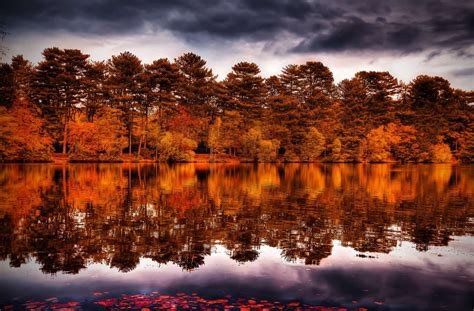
[452,67,474,77]
[1,0,473,54]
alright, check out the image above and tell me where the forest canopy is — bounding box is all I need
[0,49,473,162]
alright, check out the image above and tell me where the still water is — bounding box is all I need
[0,163,473,310]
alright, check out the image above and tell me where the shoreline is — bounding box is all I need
[0,159,465,164]
[0,153,467,164]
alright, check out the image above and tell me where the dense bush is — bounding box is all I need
[430,143,452,163]
[300,127,325,162]
[0,101,52,161]
[158,132,197,162]
[68,108,127,161]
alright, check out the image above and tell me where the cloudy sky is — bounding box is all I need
[1,0,473,89]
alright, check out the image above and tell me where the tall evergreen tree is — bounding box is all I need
[11,55,33,101]
[31,48,89,154]
[225,62,266,123]
[0,62,13,107]
[84,61,107,122]
[175,52,215,118]
[143,58,180,130]
[106,51,143,156]
[355,71,400,127]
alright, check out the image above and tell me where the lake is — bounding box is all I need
[0,163,473,310]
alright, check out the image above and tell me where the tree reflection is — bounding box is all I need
[0,163,472,274]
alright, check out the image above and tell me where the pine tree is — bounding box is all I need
[225,62,266,123]
[355,71,400,128]
[84,61,107,122]
[31,48,90,154]
[0,62,13,107]
[143,58,180,130]
[175,52,215,118]
[106,51,143,156]
[11,55,33,101]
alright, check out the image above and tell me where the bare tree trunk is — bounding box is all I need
[137,135,143,160]
[63,115,68,155]
[144,108,148,150]
[129,123,132,157]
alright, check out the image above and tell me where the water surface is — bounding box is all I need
[0,163,473,310]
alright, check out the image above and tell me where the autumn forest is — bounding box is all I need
[1,48,473,163]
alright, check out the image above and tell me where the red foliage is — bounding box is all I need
[15,292,372,310]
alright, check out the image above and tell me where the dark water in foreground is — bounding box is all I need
[0,163,473,310]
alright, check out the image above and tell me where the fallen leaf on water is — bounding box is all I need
[45,298,58,303]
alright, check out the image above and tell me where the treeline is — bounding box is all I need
[0,48,473,162]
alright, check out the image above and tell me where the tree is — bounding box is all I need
[143,58,180,131]
[365,126,393,162]
[337,78,369,161]
[220,110,245,156]
[31,48,90,154]
[355,71,400,127]
[0,55,33,108]
[280,64,302,99]
[331,138,342,162]
[430,143,452,163]
[157,132,197,162]
[11,55,33,101]
[258,139,280,162]
[241,127,279,162]
[225,62,266,123]
[266,95,303,159]
[404,75,454,143]
[242,128,263,161]
[84,61,107,122]
[0,62,13,107]
[174,53,217,144]
[390,124,421,162]
[0,99,52,161]
[208,117,224,159]
[299,61,334,106]
[175,53,215,118]
[106,51,143,156]
[265,75,283,97]
[458,127,474,162]
[68,108,127,161]
[300,127,325,161]
[166,107,202,141]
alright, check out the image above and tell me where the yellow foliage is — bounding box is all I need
[158,132,197,162]
[430,143,452,163]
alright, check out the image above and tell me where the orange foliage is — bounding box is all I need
[68,108,127,161]
[0,100,52,161]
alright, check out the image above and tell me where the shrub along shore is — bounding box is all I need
[0,49,472,163]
